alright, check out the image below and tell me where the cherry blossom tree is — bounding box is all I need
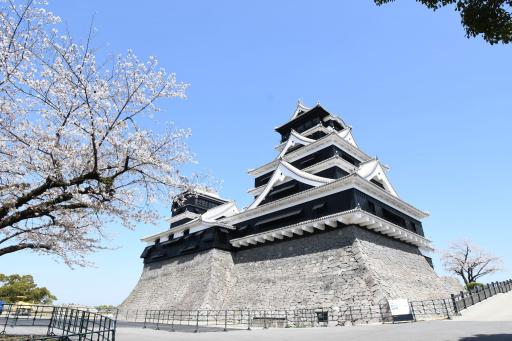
[441,240,502,286]
[0,0,198,265]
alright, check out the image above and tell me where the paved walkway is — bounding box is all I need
[116,321,512,341]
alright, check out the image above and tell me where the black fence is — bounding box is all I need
[0,304,116,340]
[114,279,512,331]
[115,303,448,331]
[450,280,512,313]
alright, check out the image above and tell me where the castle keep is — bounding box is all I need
[121,102,451,311]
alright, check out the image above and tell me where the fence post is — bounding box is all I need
[143,311,148,329]
[450,294,458,314]
[263,310,267,329]
[194,311,199,333]
[224,310,228,332]
[170,310,175,332]
[78,310,86,341]
[247,310,251,330]
[409,302,417,322]
[46,306,56,336]
[442,299,451,319]
[156,310,162,330]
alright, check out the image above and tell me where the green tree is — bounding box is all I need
[0,273,57,304]
[375,0,512,44]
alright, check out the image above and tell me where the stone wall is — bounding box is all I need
[226,226,381,309]
[354,228,452,301]
[441,276,464,293]
[120,226,451,313]
[120,248,234,310]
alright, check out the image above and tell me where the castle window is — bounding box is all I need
[312,202,327,217]
[370,178,385,190]
[382,208,406,228]
[268,183,297,197]
[300,155,317,167]
[254,209,303,229]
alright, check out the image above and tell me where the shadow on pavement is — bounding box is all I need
[459,335,512,341]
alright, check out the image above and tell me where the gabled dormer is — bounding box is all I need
[357,159,398,197]
[248,160,334,209]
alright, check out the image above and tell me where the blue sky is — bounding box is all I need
[1,0,511,306]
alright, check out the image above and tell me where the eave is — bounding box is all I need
[248,160,334,209]
[274,124,333,152]
[248,133,372,177]
[230,208,433,250]
[141,219,234,244]
[247,155,356,196]
[225,174,429,224]
[274,105,333,134]
[167,211,200,224]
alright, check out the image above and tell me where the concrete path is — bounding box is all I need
[115,321,512,341]
[455,292,512,322]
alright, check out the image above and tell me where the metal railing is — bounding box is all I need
[0,304,116,340]
[450,279,512,314]
[409,298,457,320]
[113,279,512,331]
[115,305,394,331]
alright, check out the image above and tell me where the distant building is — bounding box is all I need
[121,101,450,312]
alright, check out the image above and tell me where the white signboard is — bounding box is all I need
[388,299,411,316]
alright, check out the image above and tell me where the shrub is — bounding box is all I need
[466,282,484,291]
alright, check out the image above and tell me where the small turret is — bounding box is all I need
[170,189,228,228]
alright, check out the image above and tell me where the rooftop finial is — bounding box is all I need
[291,99,311,120]
[316,99,321,105]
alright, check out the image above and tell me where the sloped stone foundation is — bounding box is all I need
[120,226,450,312]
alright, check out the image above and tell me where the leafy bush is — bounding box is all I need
[466,282,484,291]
